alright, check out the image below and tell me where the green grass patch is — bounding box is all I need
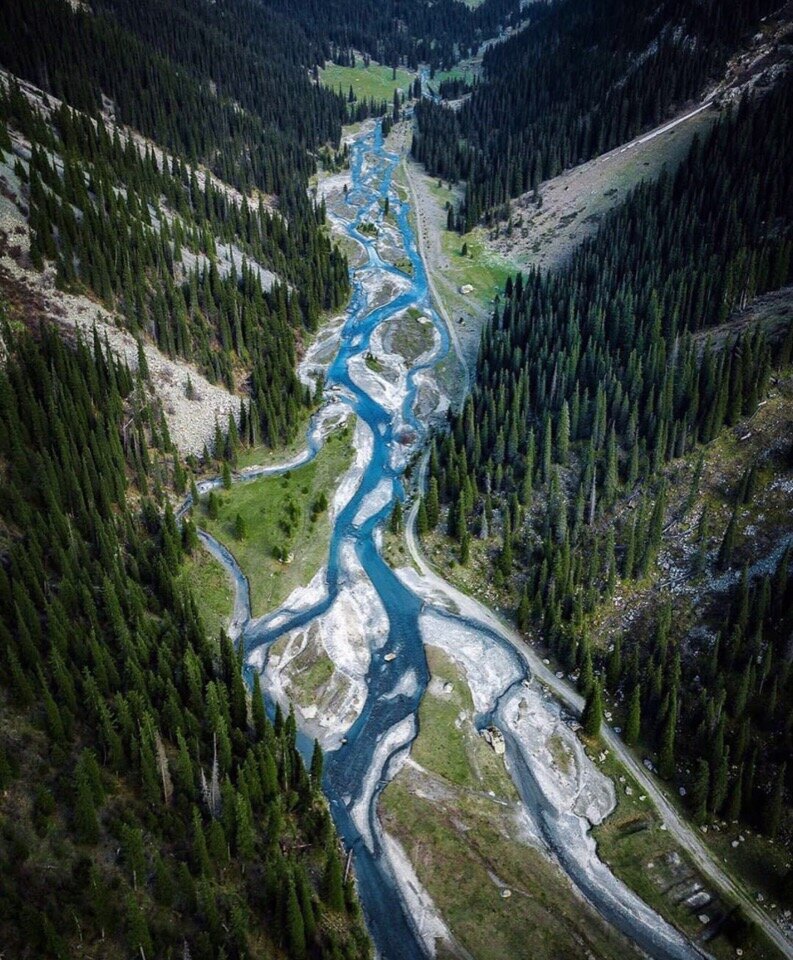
[591,751,777,959]
[235,433,308,471]
[199,422,354,618]
[294,652,334,697]
[381,526,418,572]
[411,164,515,332]
[413,648,517,797]
[333,232,368,268]
[379,775,626,960]
[439,227,514,313]
[177,547,233,639]
[270,627,337,705]
[412,648,474,786]
[320,61,415,103]
[431,59,481,86]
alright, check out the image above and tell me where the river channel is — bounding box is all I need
[198,122,704,960]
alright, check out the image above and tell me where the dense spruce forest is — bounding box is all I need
[422,73,793,834]
[0,79,351,446]
[413,0,782,228]
[0,0,363,448]
[0,0,344,198]
[0,318,370,959]
[260,0,520,72]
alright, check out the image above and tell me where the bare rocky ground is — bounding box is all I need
[590,345,793,651]
[485,106,716,273]
[2,69,279,216]
[257,540,390,753]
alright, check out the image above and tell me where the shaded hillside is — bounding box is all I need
[0,318,371,959]
[414,0,784,227]
[262,0,521,71]
[420,72,793,868]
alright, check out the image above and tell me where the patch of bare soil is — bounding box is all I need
[0,176,240,457]
[480,7,792,273]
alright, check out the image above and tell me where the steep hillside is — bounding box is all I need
[481,3,793,272]
[414,0,787,228]
[417,68,793,932]
[262,0,521,71]
[0,318,371,960]
[0,0,359,457]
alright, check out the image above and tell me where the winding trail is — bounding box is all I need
[188,120,791,960]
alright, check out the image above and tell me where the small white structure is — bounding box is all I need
[459,283,474,295]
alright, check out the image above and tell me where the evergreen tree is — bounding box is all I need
[417,498,429,536]
[286,878,307,960]
[763,763,786,840]
[310,739,324,786]
[426,478,440,530]
[74,774,100,845]
[389,499,403,535]
[625,684,641,746]
[691,759,710,824]
[324,844,345,911]
[658,698,677,780]
[717,509,738,571]
[581,678,603,738]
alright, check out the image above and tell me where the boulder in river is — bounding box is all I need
[482,725,506,755]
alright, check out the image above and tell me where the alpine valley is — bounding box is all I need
[0,2,791,960]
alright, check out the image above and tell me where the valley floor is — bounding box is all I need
[186,105,793,960]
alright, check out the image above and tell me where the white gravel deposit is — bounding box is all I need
[419,609,520,714]
[500,684,615,827]
[381,829,456,959]
[332,418,374,520]
[382,667,420,702]
[353,478,393,527]
[351,714,415,851]
[254,540,390,750]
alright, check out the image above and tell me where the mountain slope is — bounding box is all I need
[0,318,371,959]
[418,67,793,940]
[414,0,786,227]
[0,0,361,457]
